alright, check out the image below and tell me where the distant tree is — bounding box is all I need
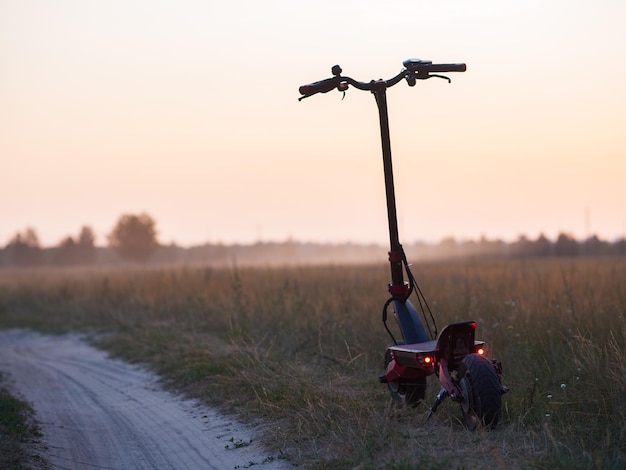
[554,232,579,257]
[55,236,78,265]
[107,213,159,262]
[511,235,532,257]
[534,233,553,257]
[76,225,97,264]
[54,225,97,265]
[5,227,43,266]
[581,234,610,256]
[460,236,506,258]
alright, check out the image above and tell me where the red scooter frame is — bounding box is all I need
[299,59,508,429]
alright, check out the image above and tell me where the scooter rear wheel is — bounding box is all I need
[459,353,501,430]
[384,345,426,407]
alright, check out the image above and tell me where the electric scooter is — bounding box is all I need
[299,59,508,429]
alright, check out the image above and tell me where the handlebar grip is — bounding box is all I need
[427,63,466,73]
[299,77,339,96]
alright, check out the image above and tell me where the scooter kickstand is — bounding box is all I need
[427,387,448,420]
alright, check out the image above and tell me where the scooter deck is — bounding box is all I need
[389,340,438,354]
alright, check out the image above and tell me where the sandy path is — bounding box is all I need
[0,329,288,470]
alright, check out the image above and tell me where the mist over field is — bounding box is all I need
[1,223,624,269]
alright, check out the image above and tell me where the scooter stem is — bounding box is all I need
[374,85,430,344]
[373,86,405,294]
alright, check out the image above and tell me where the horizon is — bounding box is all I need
[2,222,622,251]
[2,1,625,248]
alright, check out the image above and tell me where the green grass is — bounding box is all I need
[0,258,624,468]
[0,373,45,469]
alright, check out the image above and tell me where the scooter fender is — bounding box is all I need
[393,298,430,344]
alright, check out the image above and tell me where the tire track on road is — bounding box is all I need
[0,329,287,470]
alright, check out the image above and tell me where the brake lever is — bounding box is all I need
[406,71,452,86]
[428,74,451,83]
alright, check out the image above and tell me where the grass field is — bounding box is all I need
[0,257,624,469]
[0,372,44,469]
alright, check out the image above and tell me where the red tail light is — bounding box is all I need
[415,353,435,372]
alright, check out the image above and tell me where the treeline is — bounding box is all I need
[1,226,98,267]
[1,227,624,268]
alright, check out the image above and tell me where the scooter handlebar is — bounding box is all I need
[402,58,466,74]
[427,63,466,73]
[299,77,340,97]
[298,58,466,99]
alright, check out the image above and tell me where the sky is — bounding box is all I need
[2,0,625,248]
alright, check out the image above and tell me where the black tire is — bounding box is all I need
[384,345,427,407]
[459,353,502,430]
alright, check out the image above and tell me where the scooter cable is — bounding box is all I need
[381,297,399,345]
[401,249,438,340]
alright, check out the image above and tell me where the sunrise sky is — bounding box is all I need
[2,1,625,248]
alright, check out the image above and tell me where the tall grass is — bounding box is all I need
[0,372,44,469]
[0,258,624,468]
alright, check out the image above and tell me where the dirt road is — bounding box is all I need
[0,329,288,469]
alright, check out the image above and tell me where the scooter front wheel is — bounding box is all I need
[459,353,502,430]
[384,346,426,407]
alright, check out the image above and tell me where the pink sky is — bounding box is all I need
[2,1,625,247]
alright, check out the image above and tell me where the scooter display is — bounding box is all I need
[299,58,508,429]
